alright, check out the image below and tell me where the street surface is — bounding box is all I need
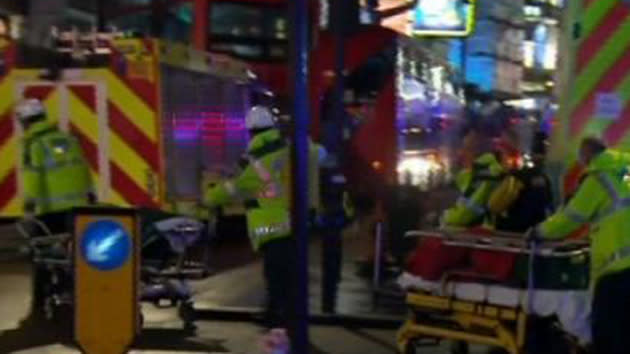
[0,217,489,353]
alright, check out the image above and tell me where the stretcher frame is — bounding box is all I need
[397,228,589,354]
[13,213,211,331]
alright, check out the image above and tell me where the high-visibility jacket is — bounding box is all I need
[443,153,504,227]
[562,163,589,240]
[22,121,93,214]
[204,128,320,251]
[247,128,285,156]
[537,150,630,284]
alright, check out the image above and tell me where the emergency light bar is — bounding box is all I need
[51,27,128,56]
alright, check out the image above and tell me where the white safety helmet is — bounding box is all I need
[245,105,276,130]
[15,98,46,124]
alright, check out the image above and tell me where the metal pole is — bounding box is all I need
[372,221,383,309]
[288,0,310,351]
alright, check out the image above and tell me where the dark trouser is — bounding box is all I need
[262,237,296,328]
[592,267,630,354]
[321,229,342,313]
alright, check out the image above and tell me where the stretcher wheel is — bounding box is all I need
[450,341,469,354]
[404,340,418,354]
[44,300,73,335]
[178,301,197,334]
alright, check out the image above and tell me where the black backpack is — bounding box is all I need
[494,167,553,233]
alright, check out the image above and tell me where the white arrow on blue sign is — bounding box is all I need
[80,220,132,271]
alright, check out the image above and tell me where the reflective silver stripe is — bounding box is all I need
[586,173,630,274]
[247,155,284,199]
[564,207,589,224]
[592,172,630,223]
[25,158,84,171]
[252,222,291,239]
[44,158,84,169]
[457,197,485,216]
[594,173,620,203]
[29,191,89,205]
[224,181,239,197]
[598,245,630,274]
[40,140,56,168]
[248,156,272,182]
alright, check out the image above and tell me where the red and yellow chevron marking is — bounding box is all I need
[567,0,630,149]
[0,73,17,216]
[84,69,162,208]
[66,84,102,198]
[0,112,17,214]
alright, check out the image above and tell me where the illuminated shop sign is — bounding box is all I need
[412,0,476,37]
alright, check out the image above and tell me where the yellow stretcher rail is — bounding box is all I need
[397,291,528,354]
[398,229,590,354]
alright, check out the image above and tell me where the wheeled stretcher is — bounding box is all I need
[15,208,211,332]
[397,229,590,354]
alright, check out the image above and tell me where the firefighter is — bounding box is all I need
[204,105,320,328]
[16,98,93,317]
[17,98,94,216]
[529,137,630,354]
[442,127,504,227]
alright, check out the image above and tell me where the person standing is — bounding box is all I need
[529,137,630,354]
[205,106,320,328]
[442,127,504,227]
[17,98,93,217]
[319,156,353,314]
[16,98,94,317]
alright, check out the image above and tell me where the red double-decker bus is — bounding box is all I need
[109,0,463,201]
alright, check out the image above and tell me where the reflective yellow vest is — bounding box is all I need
[205,129,320,251]
[443,153,504,227]
[538,150,630,284]
[23,121,93,214]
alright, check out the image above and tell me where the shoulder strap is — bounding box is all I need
[592,172,620,204]
[590,172,630,220]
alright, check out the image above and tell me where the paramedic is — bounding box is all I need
[493,131,553,232]
[406,127,504,280]
[204,106,320,328]
[16,98,94,316]
[17,98,94,216]
[529,137,630,354]
[442,127,504,227]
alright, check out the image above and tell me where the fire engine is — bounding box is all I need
[0,31,256,218]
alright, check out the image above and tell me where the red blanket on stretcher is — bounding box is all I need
[406,227,517,282]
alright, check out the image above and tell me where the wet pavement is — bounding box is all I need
[0,223,489,353]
